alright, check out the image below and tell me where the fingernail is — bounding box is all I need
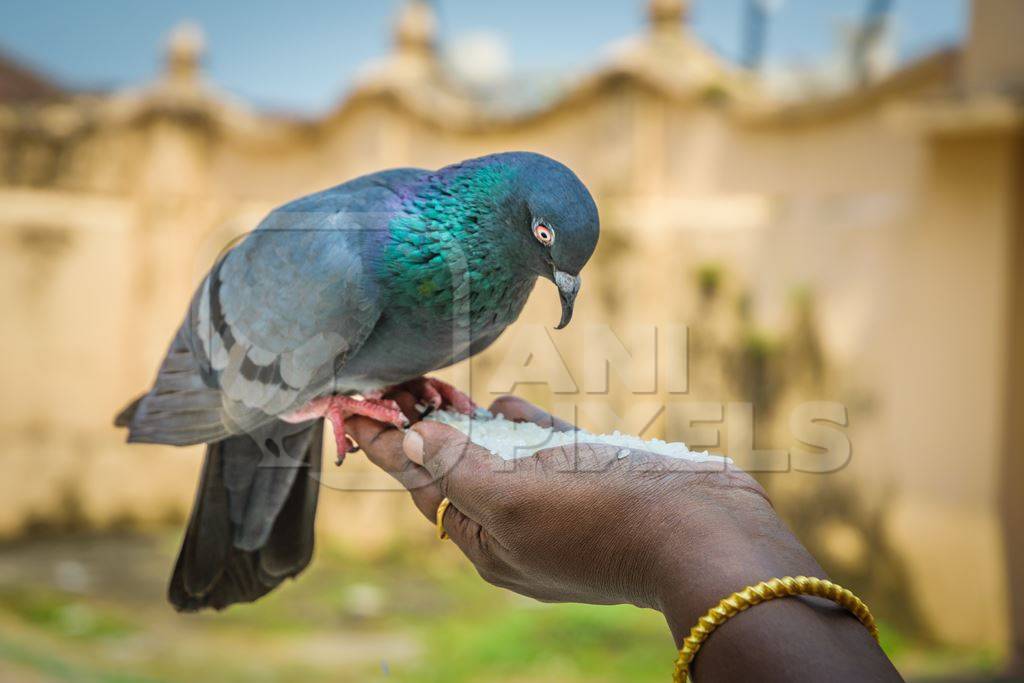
[403,429,424,465]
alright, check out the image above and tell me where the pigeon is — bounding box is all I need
[115,151,600,611]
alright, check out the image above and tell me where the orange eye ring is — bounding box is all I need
[533,222,554,246]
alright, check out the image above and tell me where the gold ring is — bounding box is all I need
[436,497,453,541]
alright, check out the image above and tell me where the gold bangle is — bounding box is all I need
[436,497,453,541]
[672,575,878,683]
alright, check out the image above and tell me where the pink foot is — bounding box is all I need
[388,377,476,415]
[284,395,407,465]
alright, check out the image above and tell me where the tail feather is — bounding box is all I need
[168,421,323,612]
[117,325,231,446]
[114,395,144,427]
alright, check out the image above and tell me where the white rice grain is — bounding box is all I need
[426,409,729,464]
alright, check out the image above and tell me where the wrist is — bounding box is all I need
[649,483,824,646]
[639,472,900,681]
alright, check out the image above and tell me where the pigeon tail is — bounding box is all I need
[168,420,323,611]
[114,395,144,427]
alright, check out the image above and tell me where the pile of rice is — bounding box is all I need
[427,409,728,464]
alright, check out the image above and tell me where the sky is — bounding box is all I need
[0,0,967,114]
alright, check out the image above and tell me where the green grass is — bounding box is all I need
[405,601,671,683]
[0,533,1003,682]
[0,535,678,683]
[0,587,138,641]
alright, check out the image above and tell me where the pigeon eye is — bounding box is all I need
[533,223,554,246]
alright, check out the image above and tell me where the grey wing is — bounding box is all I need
[201,217,382,431]
[123,184,399,445]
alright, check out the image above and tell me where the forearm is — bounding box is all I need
[655,492,903,682]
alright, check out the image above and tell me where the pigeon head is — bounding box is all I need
[390,153,599,329]
[501,152,600,328]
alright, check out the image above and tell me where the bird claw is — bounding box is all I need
[386,377,476,416]
[285,394,407,465]
[335,434,360,466]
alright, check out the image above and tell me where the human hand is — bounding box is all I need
[348,395,808,616]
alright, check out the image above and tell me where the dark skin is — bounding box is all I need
[349,395,904,682]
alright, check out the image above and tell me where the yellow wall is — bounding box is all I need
[1,2,1021,649]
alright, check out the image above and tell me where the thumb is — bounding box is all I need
[403,420,509,517]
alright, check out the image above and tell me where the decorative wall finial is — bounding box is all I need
[394,0,437,57]
[165,22,205,84]
[648,0,689,33]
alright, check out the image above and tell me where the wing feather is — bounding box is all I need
[123,170,425,445]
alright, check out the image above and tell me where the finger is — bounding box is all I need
[402,421,508,523]
[346,416,405,473]
[348,417,491,554]
[488,395,575,432]
[400,473,449,523]
[346,416,437,506]
[441,504,505,573]
[431,491,510,583]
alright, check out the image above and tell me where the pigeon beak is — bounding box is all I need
[553,270,581,330]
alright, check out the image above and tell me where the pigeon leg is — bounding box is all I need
[387,377,476,415]
[324,403,357,466]
[386,377,444,412]
[284,395,407,465]
[426,377,476,415]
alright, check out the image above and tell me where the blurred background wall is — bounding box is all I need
[0,0,1022,678]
